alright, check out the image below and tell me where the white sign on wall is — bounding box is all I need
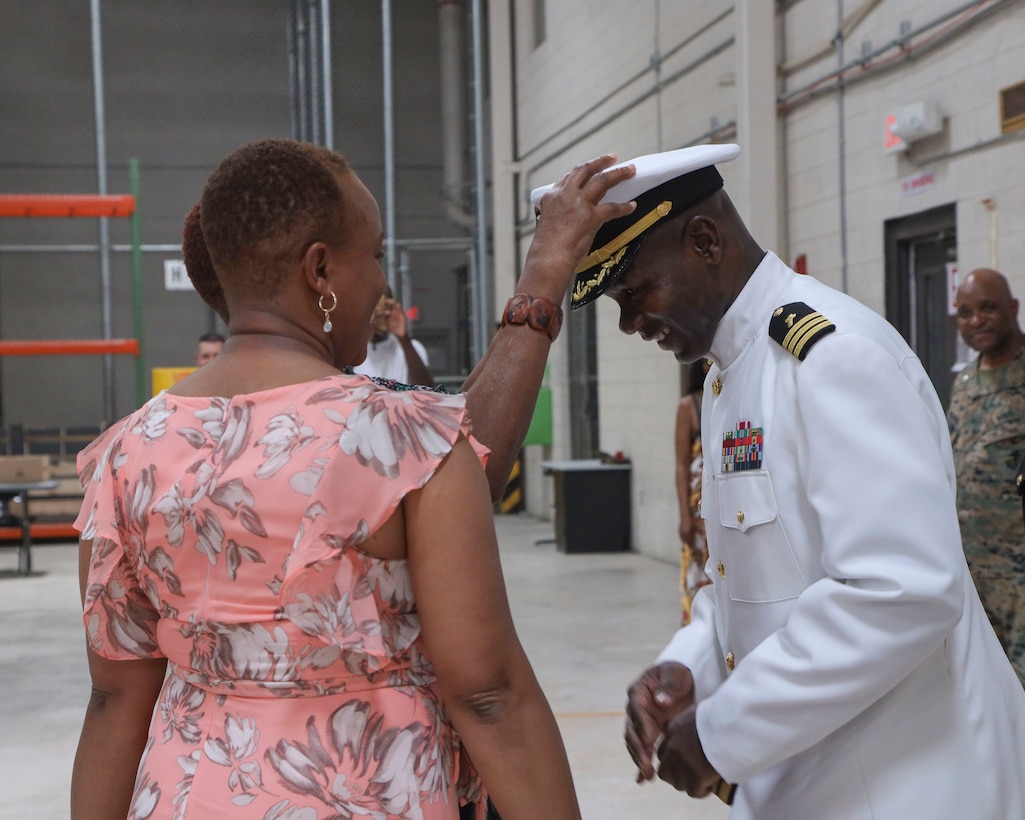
[900,170,936,196]
[164,259,195,291]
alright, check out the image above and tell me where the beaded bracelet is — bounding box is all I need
[500,294,564,342]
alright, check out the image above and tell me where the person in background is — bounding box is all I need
[353,286,434,386]
[71,138,634,820]
[947,267,1025,685]
[675,358,710,625]
[193,331,224,366]
[527,142,1024,817]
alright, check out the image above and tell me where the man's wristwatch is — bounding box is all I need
[501,294,564,342]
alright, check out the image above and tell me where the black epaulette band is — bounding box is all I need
[769,302,835,360]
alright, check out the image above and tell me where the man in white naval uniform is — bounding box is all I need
[533,144,1025,819]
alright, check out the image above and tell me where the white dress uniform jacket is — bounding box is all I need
[657,252,1025,819]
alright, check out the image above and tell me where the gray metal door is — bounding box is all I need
[566,307,599,459]
[885,205,958,407]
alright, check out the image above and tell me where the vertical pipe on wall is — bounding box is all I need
[307,0,321,146]
[288,0,332,147]
[296,2,310,141]
[287,0,301,139]
[836,0,849,293]
[485,0,517,314]
[320,0,334,150]
[737,0,782,250]
[129,159,145,408]
[654,0,663,150]
[439,0,474,229]
[381,0,397,291]
[470,0,489,363]
[90,0,115,421]
[399,248,412,316]
[982,198,998,269]
[775,8,790,262]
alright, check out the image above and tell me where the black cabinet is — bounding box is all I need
[541,460,631,553]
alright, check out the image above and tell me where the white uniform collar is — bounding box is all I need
[709,251,795,369]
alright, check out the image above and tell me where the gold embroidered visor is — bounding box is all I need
[530,144,742,310]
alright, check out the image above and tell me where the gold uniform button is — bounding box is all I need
[717,561,725,577]
[726,651,735,671]
[1018,474,1023,489]
[711,376,723,396]
[736,510,745,524]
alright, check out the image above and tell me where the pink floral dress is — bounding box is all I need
[75,374,490,820]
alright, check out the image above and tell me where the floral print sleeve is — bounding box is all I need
[274,380,486,653]
[75,413,165,660]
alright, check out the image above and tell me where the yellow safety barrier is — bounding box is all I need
[152,367,196,396]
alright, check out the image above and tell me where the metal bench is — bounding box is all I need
[0,480,74,575]
[0,521,80,575]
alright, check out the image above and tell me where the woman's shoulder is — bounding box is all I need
[302,373,468,422]
[152,373,466,423]
[308,375,479,477]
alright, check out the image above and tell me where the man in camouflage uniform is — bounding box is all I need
[948,267,1025,685]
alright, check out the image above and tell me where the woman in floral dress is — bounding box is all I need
[70,139,633,820]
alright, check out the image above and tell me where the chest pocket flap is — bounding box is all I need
[717,470,777,532]
[713,470,805,603]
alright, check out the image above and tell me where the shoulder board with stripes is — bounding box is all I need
[769,302,835,360]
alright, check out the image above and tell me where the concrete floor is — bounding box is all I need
[0,513,728,820]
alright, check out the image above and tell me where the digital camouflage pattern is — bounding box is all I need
[948,349,1025,685]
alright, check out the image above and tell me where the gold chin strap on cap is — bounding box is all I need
[574,200,673,275]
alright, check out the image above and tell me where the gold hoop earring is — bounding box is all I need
[318,291,338,333]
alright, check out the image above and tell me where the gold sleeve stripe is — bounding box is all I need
[784,314,831,355]
[574,200,673,274]
[783,313,833,358]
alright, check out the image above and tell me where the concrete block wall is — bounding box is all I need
[596,297,683,564]
[781,0,1025,301]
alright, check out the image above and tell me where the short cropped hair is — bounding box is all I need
[199,138,353,302]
